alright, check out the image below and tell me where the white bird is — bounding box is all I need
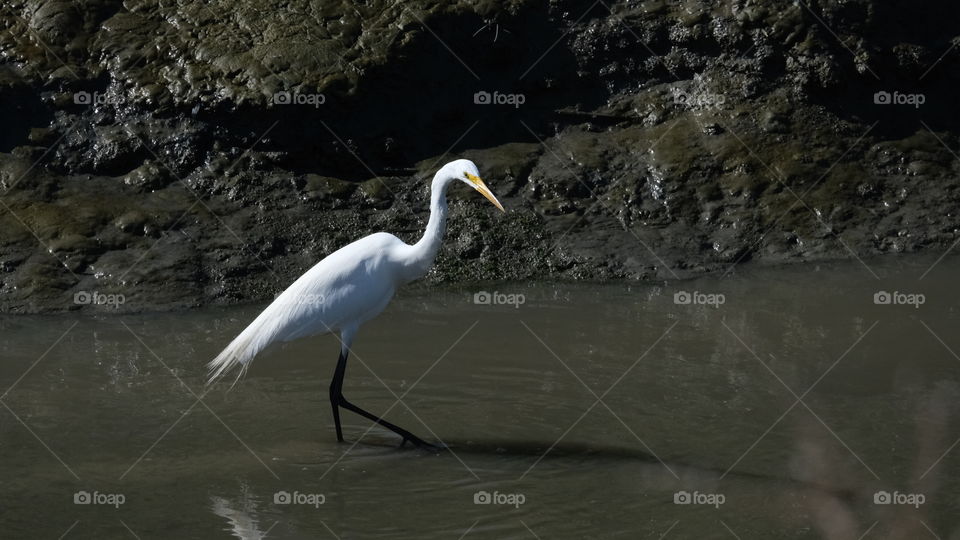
[207,159,503,447]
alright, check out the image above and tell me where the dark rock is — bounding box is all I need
[1,0,959,312]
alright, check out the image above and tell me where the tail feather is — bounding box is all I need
[206,333,256,388]
[207,276,329,387]
[206,311,284,387]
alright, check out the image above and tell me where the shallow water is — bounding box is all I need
[2,255,960,539]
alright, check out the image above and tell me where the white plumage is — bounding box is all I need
[206,232,403,384]
[206,159,503,445]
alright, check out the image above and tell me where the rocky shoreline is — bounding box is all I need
[1,0,958,312]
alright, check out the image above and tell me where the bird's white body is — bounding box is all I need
[209,232,420,383]
[207,159,502,388]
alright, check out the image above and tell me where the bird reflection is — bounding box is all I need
[211,492,270,540]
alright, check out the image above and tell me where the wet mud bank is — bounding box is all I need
[1,0,958,312]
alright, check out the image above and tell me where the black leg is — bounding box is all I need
[329,351,347,442]
[329,349,435,448]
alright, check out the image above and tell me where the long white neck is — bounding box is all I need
[404,173,453,280]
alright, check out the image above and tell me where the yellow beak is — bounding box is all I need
[464,172,505,212]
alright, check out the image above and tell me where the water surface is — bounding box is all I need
[2,256,960,538]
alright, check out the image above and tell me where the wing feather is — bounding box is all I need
[206,233,402,386]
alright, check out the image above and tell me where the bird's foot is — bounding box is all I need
[401,434,441,450]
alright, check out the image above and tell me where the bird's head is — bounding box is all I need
[441,159,505,212]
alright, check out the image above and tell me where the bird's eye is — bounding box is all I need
[463,172,470,179]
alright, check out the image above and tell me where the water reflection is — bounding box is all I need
[211,489,268,540]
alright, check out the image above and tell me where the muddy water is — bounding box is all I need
[2,255,960,539]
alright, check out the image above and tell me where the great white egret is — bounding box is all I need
[207,159,503,447]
